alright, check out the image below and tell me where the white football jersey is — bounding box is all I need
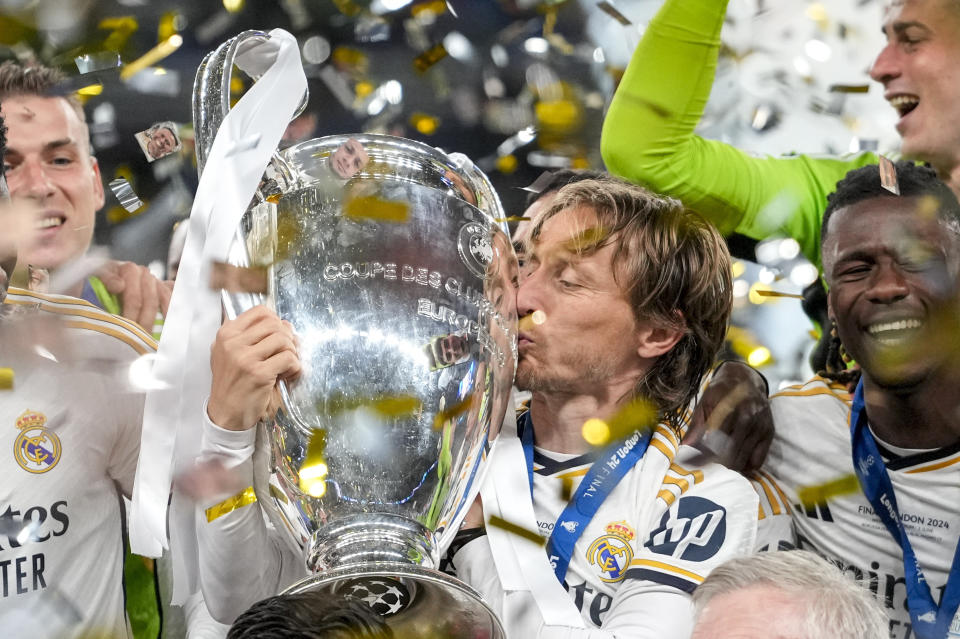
[759,376,960,639]
[458,411,758,632]
[0,288,155,639]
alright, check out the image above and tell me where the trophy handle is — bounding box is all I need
[192,29,308,178]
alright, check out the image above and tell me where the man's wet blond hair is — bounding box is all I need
[527,177,732,433]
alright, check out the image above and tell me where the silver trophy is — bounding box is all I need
[195,31,517,637]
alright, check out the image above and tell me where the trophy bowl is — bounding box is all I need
[196,34,518,635]
[229,133,516,638]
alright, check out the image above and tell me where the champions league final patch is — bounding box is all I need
[13,409,61,474]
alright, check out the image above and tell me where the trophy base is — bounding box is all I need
[282,562,504,639]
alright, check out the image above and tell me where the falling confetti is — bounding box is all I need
[488,515,545,546]
[753,290,804,299]
[120,34,183,81]
[209,262,268,294]
[344,194,410,224]
[74,51,121,74]
[108,178,144,213]
[879,155,900,196]
[797,474,860,509]
[413,43,448,73]
[0,367,13,389]
[433,396,474,430]
[596,1,632,26]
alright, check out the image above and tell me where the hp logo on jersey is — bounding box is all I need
[586,521,636,583]
[645,496,726,561]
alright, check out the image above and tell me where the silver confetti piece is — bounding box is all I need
[75,51,121,75]
[109,177,144,212]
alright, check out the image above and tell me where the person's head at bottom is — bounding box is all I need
[227,592,393,639]
[691,550,888,639]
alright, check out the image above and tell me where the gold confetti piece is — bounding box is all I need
[488,515,545,546]
[332,0,363,17]
[108,178,144,213]
[605,396,658,441]
[413,43,448,73]
[76,83,104,97]
[797,474,859,509]
[344,195,411,224]
[322,393,423,419]
[495,154,518,174]
[582,418,611,446]
[916,194,940,220]
[754,290,804,299]
[433,396,474,430]
[209,262,268,294]
[829,84,870,94]
[223,0,245,13]
[746,346,773,368]
[120,34,183,81]
[410,112,440,135]
[412,0,448,17]
[563,226,608,254]
[560,477,574,501]
[99,16,139,52]
[494,216,531,223]
[205,486,257,522]
[0,368,13,390]
[158,11,182,41]
[596,1,632,25]
[535,99,581,130]
[879,155,900,196]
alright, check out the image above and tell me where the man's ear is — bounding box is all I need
[90,157,105,210]
[636,324,685,359]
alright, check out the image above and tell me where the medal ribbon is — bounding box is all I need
[850,379,960,639]
[519,412,650,584]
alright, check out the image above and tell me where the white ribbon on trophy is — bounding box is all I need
[130,29,307,602]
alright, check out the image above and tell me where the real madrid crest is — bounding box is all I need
[13,409,61,474]
[586,521,636,583]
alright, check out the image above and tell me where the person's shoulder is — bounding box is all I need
[770,375,852,405]
[3,287,157,357]
[657,446,757,511]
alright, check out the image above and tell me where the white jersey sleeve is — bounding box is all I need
[195,413,305,623]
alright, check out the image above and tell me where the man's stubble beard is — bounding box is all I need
[515,347,618,394]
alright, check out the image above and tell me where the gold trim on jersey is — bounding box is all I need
[4,288,157,354]
[751,471,792,520]
[628,558,704,584]
[771,376,851,402]
[205,486,258,522]
[905,452,960,474]
[657,463,704,507]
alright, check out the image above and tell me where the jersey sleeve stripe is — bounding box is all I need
[6,290,157,347]
[757,470,793,514]
[753,474,782,516]
[622,568,698,593]
[627,558,704,587]
[649,437,675,461]
[654,424,680,449]
[662,475,692,492]
[657,488,679,508]
[63,320,153,355]
[668,464,704,484]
